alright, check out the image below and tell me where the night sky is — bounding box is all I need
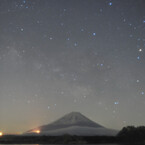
[0,0,145,134]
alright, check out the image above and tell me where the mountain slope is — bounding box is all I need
[25,112,118,136]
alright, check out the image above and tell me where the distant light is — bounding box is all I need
[141,92,144,95]
[137,56,140,60]
[139,49,142,52]
[143,20,145,23]
[34,130,40,134]
[0,132,3,136]
[93,32,96,36]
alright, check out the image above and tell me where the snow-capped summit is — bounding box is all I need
[51,112,103,128]
[25,112,118,136]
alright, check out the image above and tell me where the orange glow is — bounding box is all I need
[0,132,3,136]
[34,130,40,134]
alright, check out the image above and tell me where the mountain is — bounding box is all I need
[25,112,118,136]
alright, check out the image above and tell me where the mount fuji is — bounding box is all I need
[25,112,118,136]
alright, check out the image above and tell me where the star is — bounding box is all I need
[100,9,103,12]
[139,49,142,52]
[74,42,78,46]
[114,102,119,105]
[108,2,112,6]
[20,28,24,31]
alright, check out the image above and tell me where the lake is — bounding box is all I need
[0,144,122,145]
[0,144,131,145]
[1,144,145,145]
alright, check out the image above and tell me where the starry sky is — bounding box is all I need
[0,0,145,134]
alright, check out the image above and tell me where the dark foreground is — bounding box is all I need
[0,135,117,144]
[0,135,144,144]
[1,126,145,144]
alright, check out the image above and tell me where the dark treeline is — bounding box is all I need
[0,126,145,144]
[117,126,145,143]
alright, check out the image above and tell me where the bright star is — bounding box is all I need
[114,102,119,105]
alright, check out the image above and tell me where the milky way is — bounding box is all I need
[0,0,145,134]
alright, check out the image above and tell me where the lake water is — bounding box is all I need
[0,144,126,145]
[0,144,122,145]
[0,144,145,145]
[1,144,144,145]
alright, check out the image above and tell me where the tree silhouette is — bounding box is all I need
[117,126,145,143]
